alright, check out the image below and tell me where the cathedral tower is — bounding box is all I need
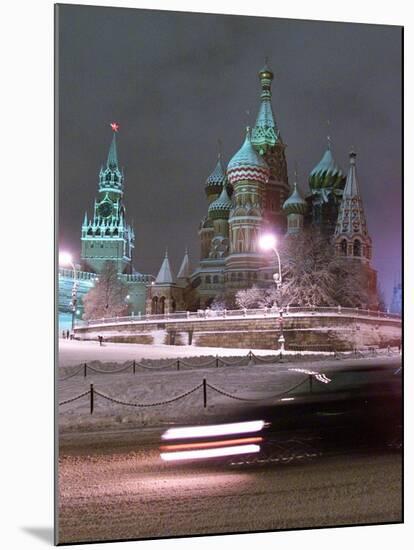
[334,151,377,308]
[251,62,290,234]
[334,151,372,261]
[81,125,134,274]
[225,127,270,284]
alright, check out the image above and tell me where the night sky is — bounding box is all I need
[57,4,402,305]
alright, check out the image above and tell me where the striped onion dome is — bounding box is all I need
[208,184,233,220]
[205,154,227,197]
[283,182,308,215]
[309,146,345,190]
[227,127,270,185]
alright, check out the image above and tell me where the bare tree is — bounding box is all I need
[83,262,129,320]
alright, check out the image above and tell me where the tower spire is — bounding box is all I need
[251,60,280,151]
[107,131,118,169]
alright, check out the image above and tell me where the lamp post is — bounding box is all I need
[259,234,284,351]
[59,251,78,332]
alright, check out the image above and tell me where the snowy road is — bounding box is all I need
[58,338,282,367]
[58,434,402,544]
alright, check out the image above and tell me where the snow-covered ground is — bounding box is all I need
[58,338,295,368]
[57,349,400,433]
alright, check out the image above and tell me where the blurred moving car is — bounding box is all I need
[160,360,402,465]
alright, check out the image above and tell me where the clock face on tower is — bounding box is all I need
[98,201,113,218]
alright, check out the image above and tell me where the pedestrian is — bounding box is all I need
[98,335,103,346]
[66,329,70,339]
[62,330,66,339]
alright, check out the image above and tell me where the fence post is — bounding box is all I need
[203,378,207,408]
[177,359,180,371]
[90,384,94,414]
[279,351,283,363]
[84,363,87,378]
[133,360,136,374]
[216,354,219,368]
[309,375,313,393]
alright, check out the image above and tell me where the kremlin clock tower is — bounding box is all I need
[81,124,135,274]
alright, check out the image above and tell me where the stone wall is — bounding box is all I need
[75,313,401,350]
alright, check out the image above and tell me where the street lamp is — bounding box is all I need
[259,234,284,353]
[59,251,78,332]
[259,234,282,289]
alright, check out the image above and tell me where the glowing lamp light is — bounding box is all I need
[110,122,120,132]
[259,234,277,251]
[59,251,73,267]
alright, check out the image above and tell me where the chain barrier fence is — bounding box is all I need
[58,345,401,381]
[58,370,344,413]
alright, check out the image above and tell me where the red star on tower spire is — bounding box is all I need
[110,122,119,132]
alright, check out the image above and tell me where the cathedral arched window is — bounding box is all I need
[87,228,93,235]
[340,239,347,256]
[213,275,219,284]
[353,239,361,257]
[205,276,211,284]
[105,228,111,235]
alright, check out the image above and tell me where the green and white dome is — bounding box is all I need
[283,182,308,215]
[205,155,227,197]
[208,185,233,220]
[309,146,345,190]
[227,127,270,184]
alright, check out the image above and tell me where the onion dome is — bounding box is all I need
[227,127,270,185]
[309,140,345,190]
[283,182,308,215]
[208,184,233,220]
[205,154,226,197]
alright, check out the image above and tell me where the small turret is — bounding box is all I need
[177,249,191,280]
[283,168,308,234]
[155,250,175,284]
[205,154,226,203]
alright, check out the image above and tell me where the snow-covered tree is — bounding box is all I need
[232,229,371,309]
[83,262,129,320]
[211,291,236,310]
[235,286,264,309]
[279,229,370,307]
